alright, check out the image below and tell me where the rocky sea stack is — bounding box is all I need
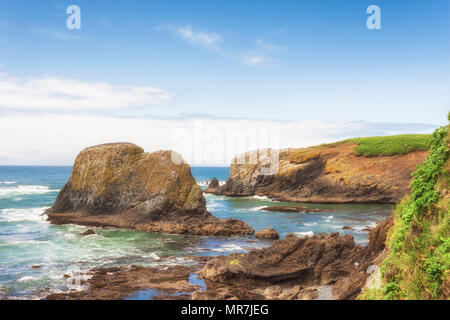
[46,143,253,236]
[206,139,428,204]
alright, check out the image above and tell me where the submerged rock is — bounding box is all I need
[206,143,427,203]
[255,228,280,240]
[81,229,95,236]
[260,206,334,213]
[46,143,253,236]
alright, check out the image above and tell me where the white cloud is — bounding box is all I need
[0,73,173,111]
[0,114,436,166]
[239,53,273,67]
[176,25,223,50]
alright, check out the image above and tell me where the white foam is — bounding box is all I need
[251,206,268,212]
[0,181,17,184]
[251,195,271,201]
[212,243,245,252]
[294,231,314,238]
[198,180,226,187]
[16,276,36,282]
[0,207,49,222]
[304,222,318,227]
[0,185,59,198]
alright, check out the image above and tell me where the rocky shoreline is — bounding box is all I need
[43,216,392,300]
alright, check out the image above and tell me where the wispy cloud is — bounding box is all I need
[0,73,174,111]
[158,23,286,67]
[30,27,84,40]
[159,23,223,51]
[176,25,223,51]
[238,53,274,67]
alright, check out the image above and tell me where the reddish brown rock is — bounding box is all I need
[206,142,427,204]
[255,229,280,240]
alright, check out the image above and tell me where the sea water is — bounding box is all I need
[0,166,392,299]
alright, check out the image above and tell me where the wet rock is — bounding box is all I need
[46,143,253,237]
[31,265,42,269]
[200,233,364,286]
[342,226,354,230]
[255,228,280,240]
[199,215,394,300]
[46,265,202,300]
[260,206,333,213]
[81,229,95,236]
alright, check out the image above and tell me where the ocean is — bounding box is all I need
[0,166,392,299]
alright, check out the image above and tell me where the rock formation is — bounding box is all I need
[198,216,393,300]
[46,143,253,236]
[206,142,427,203]
[255,228,280,240]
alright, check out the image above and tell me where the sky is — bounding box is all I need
[0,0,449,165]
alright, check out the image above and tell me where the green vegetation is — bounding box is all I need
[361,119,449,300]
[318,134,432,157]
[350,134,432,157]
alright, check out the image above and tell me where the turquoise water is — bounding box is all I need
[0,166,392,299]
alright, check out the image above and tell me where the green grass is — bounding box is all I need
[317,134,432,157]
[350,134,432,157]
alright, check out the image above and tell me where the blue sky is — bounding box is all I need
[0,0,448,165]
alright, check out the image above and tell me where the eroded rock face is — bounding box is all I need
[207,143,427,203]
[199,216,393,300]
[200,233,365,286]
[46,143,253,236]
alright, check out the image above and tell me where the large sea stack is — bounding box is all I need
[206,141,428,203]
[46,143,253,236]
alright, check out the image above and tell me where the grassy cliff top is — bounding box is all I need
[318,134,432,157]
[361,123,449,300]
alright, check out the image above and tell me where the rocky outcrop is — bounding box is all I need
[46,143,253,236]
[206,142,427,203]
[199,216,393,300]
[208,178,219,189]
[255,229,280,240]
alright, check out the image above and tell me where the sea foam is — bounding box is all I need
[0,185,59,198]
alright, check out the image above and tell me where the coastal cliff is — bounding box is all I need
[46,143,253,236]
[362,122,449,300]
[206,135,430,203]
